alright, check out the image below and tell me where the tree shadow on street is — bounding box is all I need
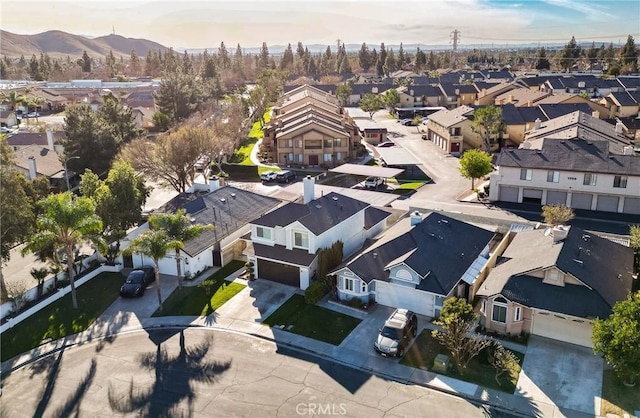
[107,328,231,417]
[51,359,97,417]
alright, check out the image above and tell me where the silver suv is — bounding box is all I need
[374,309,418,357]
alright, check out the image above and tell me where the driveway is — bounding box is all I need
[516,336,603,416]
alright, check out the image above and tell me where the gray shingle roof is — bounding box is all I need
[253,243,317,266]
[364,207,391,230]
[156,186,282,257]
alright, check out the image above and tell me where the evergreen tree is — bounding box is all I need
[129,49,141,75]
[558,36,581,71]
[534,47,550,70]
[415,48,427,70]
[281,43,294,71]
[232,43,244,78]
[259,42,270,69]
[397,42,406,68]
[219,41,231,70]
[427,50,437,70]
[358,43,371,71]
[383,49,396,75]
[619,35,638,72]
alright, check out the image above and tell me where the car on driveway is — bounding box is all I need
[260,170,278,182]
[120,266,155,297]
[0,127,15,134]
[377,141,395,148]
[399,118,413,126]
[276,170,297,183]
[374,308,417,357]
[364,176,384,189]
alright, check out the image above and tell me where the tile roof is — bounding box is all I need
[337,213,494,296]
[156,186,282,257]
[251,192,370,236]
[13,146,64,177]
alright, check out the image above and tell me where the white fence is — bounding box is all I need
[0,261,123,333]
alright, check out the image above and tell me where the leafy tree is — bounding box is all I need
[471,105,503,152]
[335,82,353,107]
[280,43,294,72]
[458,149,493,190]
[218,41,231,70]
[148,210,213,287]
[359,93,383,119]
[383,88,401,112]
[383,49,397,76]
[593,292,640,386]
[557,36,581,72]
[22,193,105,309]
[80,161,149,263]
[432,297,491,375]
[542,204,575,226]
[487,342,519,386]
[154,69,202,123]
[123,229,179,311]
[534,47,550,70]
[152,111,170,131]
[256,68,286,104]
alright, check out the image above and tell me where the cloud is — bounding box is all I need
[541,0,613,20]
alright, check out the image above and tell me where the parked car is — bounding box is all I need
[374,308,418,357]
[399,118,412,125]
[120,266,156,297]
[25,112,40,118]
[260,170,278,182]
[0,127,15,134]
[276,170,297,183]
[377,141,395,148]
[364,176,384,189]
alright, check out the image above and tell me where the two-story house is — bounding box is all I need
[477,225,634,347]
[489,137,640,214]
[331,212,496,317]
[425,105,480,154]
[245,176,391,289]
[395,85,444,108]
[261,85,361,167]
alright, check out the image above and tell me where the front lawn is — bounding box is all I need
[152,260,246,317]
[231,108,272,165]
[401,331,524,393]
[263,294,361,346]
[1,272,124,362]
[600,370,640,416]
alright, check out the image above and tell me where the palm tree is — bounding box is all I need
[30,95,46,125]
[30,267,49,298]
[149,209,213,288]
[0,91,24,125]
[22,193,105,309]
[123,229,180,311]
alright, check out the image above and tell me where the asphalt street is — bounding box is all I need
[0,328,515,418]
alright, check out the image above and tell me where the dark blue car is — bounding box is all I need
[120,266,156,297]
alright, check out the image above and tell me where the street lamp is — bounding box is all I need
[64,156,80,191]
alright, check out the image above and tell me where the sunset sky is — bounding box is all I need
[1,0,638,49]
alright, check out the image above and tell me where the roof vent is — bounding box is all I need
[220,198,226,203]
[315,204,322,209]
[231,193,236,198]
[373,252,378,259]
[573,259,584,266]
[438,219,449,224]
[582,234,591,241]
[332,196,339,201]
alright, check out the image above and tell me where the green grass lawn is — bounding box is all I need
[396,182,425,190]
[152,260,246,317]
[263,294,361,346]
[232,108,272,166]
[1,272,125,362]
[600,370,640,416]
[401,331,524,393]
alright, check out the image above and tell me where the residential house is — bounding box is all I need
[617,116,640,141]
[32,89,69,112]
[475,82,518,106]
[489,136,640,214]
[396,85,444,108]
[5,129,65,154]
[352,118,388,145]
[617,76,640,92]
[244,176,391,289]
[477,225,633,347]
[332,212,496,317]
[534,92,610,117]
[124,90,157,108]
[439,83,478,108]
[124,182,282,276]
[131,107,156,130]
[0,110,18,127]
[494,88,550,107]
[348,83,394,105]
[12,145,68,190]
[600,91,640,118]
[425,105,480,154]
[262,85,361,167]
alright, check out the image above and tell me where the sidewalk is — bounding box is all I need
[2,273,580,418]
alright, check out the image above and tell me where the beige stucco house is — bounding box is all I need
[425,105,482,154]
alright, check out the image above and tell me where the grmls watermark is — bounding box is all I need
[295,403,347,416]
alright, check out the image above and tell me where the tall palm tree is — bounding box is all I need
[30,95,46,125]
[123,229,180,311]
[149,209,213,288]
[22,193,105,309]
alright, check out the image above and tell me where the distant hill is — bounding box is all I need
[0,30,168,59]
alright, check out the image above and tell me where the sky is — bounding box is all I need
[1,0,639,49]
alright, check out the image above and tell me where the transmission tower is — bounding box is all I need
[450,29,461,67]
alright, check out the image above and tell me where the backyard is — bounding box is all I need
[152,260,246,317]
[0,272,124,362]
[263,294,361,346]
[401,331,524,393]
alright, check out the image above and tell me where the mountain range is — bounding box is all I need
[0,30,168,59]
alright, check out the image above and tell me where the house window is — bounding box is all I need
[482,299,487,313]
[293,231,309,249]
[492,300,507,323]
[361,282,367,293]
[520,169,532,181]
[344,277,355,292]
[256,227,271,240]
[435,296,445,307]
[295,140,302,148]
[323,139,333,148]
[514,306,522,322]
[583,173,597,186]
[548,269,559,281]
[333,138,343,147]
[335,152,342,160]
[323,153,332,162]
[613,176,628,188]
[287,153,294,162]
[296,154,303,163]
[547,171,559,183]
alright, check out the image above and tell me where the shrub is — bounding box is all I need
[347,297,364,309]
[304,280,329,305]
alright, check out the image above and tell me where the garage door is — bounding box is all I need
[257,259,300,287]
[532,312,593,348]
[623,197,640,215]
[499,186,519,203]
[375,282,434,316]
[523,189,543,199]
[546,191,567,205]
[571,193,593,210]
[596,195,619,213]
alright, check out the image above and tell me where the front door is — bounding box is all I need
[309,155,319,166]
[450,142,460,153]
[123,254,133,268]
[212,250,222,267]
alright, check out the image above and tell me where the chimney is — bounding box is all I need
[622,146,634,155]
[27,156,37,179]
[46,128,55,150]
[410,211,423,226]
[591,110,600,119]
[209,176,220,192]
[534,118,541,130]
[552,225,569,243]
[303,175,315,204]
[615,122,623,134]
[508,94,514,102]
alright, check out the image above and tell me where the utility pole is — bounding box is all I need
[450,29,461,68]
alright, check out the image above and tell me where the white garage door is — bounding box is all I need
[499,186,519,203]
[532,312,593,348]
[571,193,593,210]
[546,191,567,205]
[596,195,619,213]
[375,282,434,317]
[623,197,640,215]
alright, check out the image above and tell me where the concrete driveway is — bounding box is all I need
[516,336,603,416]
